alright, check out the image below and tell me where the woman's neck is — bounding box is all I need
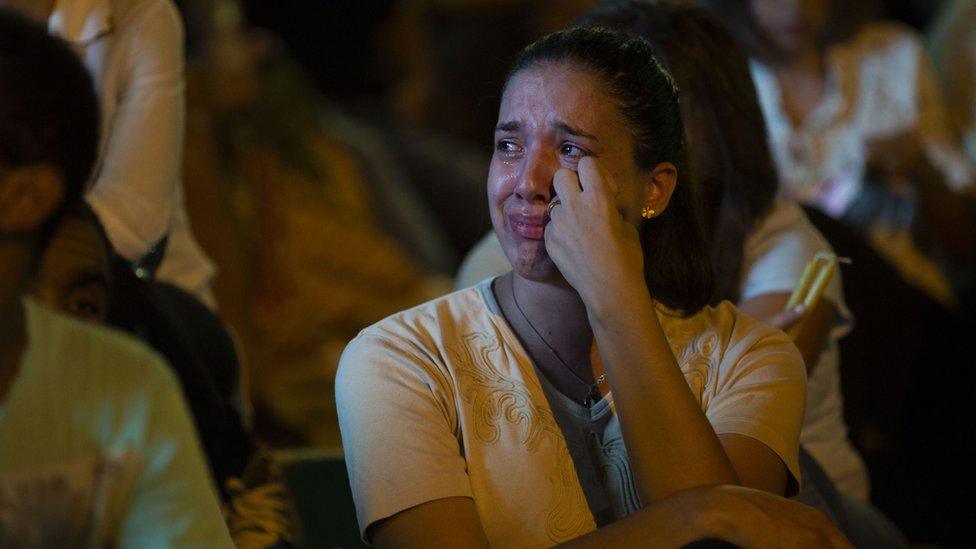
[501,272,594,369]
[773,49,827,127]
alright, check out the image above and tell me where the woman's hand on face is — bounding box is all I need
[544,157,645,304]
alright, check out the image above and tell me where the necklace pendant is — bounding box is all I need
[584,386,600,408]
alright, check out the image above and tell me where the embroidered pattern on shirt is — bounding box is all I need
[450,330,592,543]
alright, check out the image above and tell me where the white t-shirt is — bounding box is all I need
[0,300,232,547]
[456,202,869,501]
[336,279,806,547]
[750,23,975,305]
[740,201,868,501]
[48,0,217,305]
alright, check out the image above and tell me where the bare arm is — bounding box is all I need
[87,0,186,261]
[587,287,742,502]
[547,159,791,503]
[371,488,850,549]
[371,495,696,549]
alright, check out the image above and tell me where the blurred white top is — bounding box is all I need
[0,299,231,547]
[49,0,216,305]
[750,23,974,304]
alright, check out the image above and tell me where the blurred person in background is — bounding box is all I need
[30,202,299,547]
[0,0,218,307]
[929,0,976,196]
[175,0,455,446]
[239,0,492,263]
[0,10,230,546]
[928,0,976,315]
[701,0,976,309]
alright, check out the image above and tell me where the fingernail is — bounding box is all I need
[792,305,806,314]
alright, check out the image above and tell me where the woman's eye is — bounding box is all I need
[495,139,519,153]
[560,143,586,158]
[65,289,106,321]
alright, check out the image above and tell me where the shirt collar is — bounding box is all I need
[48,0,114,45]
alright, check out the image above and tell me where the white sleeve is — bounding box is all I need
[740,205,854,340]
[336,333,473,540]
[86,0,185,261]
[117,356,232,548]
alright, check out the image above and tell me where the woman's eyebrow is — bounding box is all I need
[65,271,110,294]
[495,121,520,132]
[555,121,598,141]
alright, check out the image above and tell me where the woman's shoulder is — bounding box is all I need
[840,21,927,64]
[335,283,501,414]
[338,284,493,373]
[358,285,490,340]
[659,301,800,368]
[744,202,834,273]
[660,299,777,330]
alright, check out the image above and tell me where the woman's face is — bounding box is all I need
[31,215,110,323]
[488,61,649,281]
[748,0,828,58]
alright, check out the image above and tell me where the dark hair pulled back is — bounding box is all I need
[579,1,779,304]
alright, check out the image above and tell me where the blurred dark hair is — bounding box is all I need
[698,0,878,64]
[579,1,778,304]
[505,26,713,315]
[0,9,99,237]
[238,0,399,97]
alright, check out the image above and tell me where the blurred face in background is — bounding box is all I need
[748,0,828,58]
[31,212,110,323]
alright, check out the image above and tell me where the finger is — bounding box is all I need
[543,210,565,254]
[553,168,582,203]
[766,305,806,330]
[578,157,615,199]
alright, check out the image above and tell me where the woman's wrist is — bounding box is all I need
[581,269,652,326]
[666,486,734,543]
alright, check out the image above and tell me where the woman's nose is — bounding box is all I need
[514,148,555,202]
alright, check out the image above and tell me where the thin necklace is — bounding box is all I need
[510,278,606,407]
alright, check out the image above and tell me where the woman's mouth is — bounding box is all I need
[509,213,547,240]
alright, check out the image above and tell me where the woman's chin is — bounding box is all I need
[512,252,561,282]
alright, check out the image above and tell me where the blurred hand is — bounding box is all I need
[866,130,927,178]
[764,304,807,331]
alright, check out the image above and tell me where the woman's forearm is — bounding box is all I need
[561,486,715,548]
[585,276,739,504]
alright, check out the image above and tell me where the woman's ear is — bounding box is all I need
[642,161,678,217]
[0,165,65,234]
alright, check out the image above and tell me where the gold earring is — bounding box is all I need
[641,207,655,219]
